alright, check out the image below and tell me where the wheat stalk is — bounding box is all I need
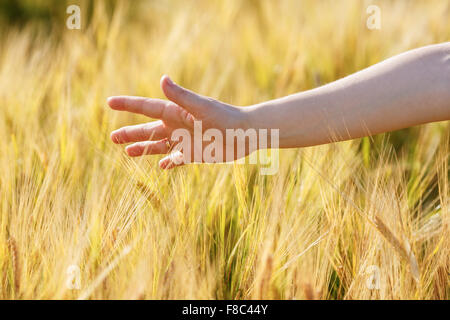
[374,216,420,283]
[7,237,21,295]
[257,253,273,299]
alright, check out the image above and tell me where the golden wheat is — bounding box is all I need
[0,0,448,299]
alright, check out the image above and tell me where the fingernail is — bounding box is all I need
[165,75,174,86]
[110,131,119,143]
[125,146,136,156]
[159,159,167,169]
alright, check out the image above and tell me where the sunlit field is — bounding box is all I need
[0,0,448,299]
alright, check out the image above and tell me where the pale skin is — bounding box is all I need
[108,43,450,169]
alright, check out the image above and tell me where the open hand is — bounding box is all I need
[108,75,252,169]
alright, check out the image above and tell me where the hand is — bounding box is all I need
[108,75,252,169]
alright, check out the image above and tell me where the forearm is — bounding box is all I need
[246,43,450,148]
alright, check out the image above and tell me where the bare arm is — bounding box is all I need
[246,42,450,148]
[108,43,450,168]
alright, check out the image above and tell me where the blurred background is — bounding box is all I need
[0,0,448,300]
[1,0,448,149]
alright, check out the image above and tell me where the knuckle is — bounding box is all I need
[177,86,188,97]
[139,125,150,140]
[180,109,194,127]
[165,100,178,109]
[143,98,153,106]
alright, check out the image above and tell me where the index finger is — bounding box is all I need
[107,96,167,119]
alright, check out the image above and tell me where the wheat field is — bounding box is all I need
[0,0,448,300]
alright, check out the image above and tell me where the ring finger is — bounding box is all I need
[111,120,167,144]
[125,139,174,157]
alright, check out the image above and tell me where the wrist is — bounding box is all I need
[241,103,283,149]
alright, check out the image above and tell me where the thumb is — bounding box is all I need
[160,75,210,117]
